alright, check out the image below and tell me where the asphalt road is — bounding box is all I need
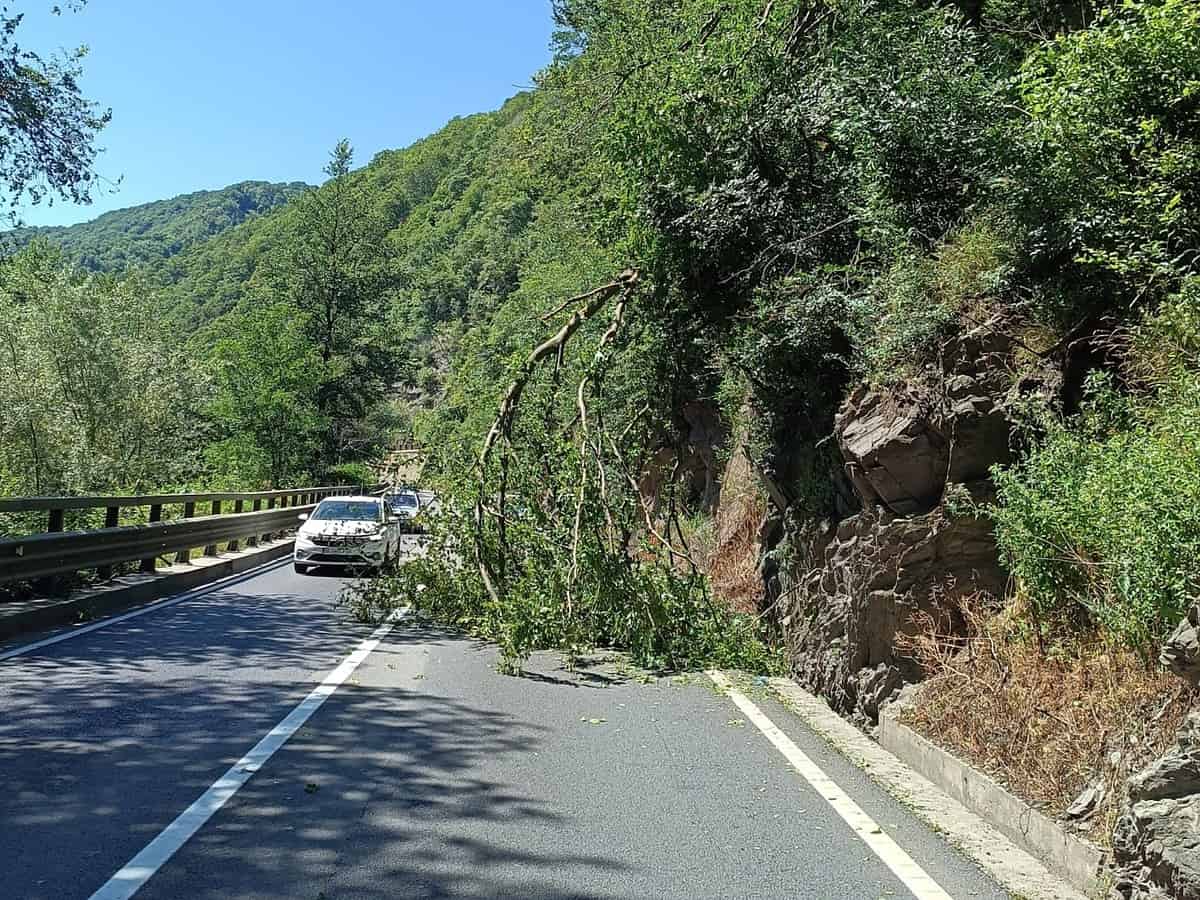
[0,555,1011,900]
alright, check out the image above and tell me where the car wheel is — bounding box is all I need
[294,562,308,575]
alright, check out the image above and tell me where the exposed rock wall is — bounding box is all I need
[764,325,1014,721]
[1113,612,1200,899]
[1114,710,1200,899]
[769,497,1007,721]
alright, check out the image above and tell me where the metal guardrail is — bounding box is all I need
[0,486,362,514]
[0,484,382,586]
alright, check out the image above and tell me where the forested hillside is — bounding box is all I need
[0,95,555,496]
[4,181,308,272]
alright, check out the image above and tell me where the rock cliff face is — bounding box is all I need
[769,500,1006,721]
[1114,709,1200,899]
[1113,613,1200,899]
[764,326,1013,721]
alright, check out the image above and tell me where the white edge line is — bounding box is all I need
[768,677,1089,900]
[0,554,293,662]
[89,610,405,900]
[706,670,954,900]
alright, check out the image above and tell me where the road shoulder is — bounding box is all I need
[762,676,1093,900]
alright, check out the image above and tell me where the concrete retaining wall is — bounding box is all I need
[878,707,1106,895]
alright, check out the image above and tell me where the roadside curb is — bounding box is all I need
[768,677,1095,900]
[879,705,1106,896]
[0,540,294,643]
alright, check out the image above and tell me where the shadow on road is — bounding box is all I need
[0,600,627,899]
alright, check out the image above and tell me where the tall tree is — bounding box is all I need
[206,301,326,487]
[0,2,111,221]
[277,139,402,467]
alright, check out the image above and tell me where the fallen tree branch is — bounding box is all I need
[605,428,703,573]
[568,293,629,611]
[474,269,640,604]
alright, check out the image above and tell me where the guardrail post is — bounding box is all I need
[97,505,120,580]
[174,501,196,564]
[227,499,243,552]
[203,500,221,556]
[140,504,163,572]
[247,499,261,547]
[32,508,67,593]
[262,497,276,543]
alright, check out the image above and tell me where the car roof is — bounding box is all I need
[318,495,381,504]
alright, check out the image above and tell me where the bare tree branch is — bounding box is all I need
[473,269,640,604]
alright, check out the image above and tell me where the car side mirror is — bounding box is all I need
[297,513,308,522]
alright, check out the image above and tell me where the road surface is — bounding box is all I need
[0,553,1010,899]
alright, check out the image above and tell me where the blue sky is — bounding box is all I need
[15,1,555,227]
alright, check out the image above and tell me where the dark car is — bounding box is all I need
[385,488,423,530]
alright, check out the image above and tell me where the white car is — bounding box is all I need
[293,495,400,575]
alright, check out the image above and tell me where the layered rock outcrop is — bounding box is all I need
[1114,709,1200,899]
[765,325,1014,721]
[769,497,1006,721]
[837,329,1012,518]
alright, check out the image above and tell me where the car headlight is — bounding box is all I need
[296,534,316,549]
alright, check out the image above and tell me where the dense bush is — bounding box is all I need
[1017,0,1200,305]
[991,288,1200,650]
[342,498,781,675]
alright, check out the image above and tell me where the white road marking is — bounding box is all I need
[707,670,954,900]
[0,556,291,662]
[89,613,403,900]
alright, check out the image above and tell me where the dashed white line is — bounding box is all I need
[707,670,954,900]
[89,612,404,900]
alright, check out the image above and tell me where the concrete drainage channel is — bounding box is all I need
[0,539,295,643]
[877,708,1106,896]
[769,678,1099,900]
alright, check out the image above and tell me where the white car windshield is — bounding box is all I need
[311,500,381,522]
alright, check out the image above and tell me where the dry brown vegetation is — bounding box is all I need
[899,592,1192,845]
[705,447,768,614]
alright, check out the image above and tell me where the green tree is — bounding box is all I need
[0,2,111,221]
[205,302,327,487]
[0,244,203,495]
[273,140,402,467]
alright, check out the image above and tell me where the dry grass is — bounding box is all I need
[899,592,1192,845]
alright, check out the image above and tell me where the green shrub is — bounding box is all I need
[325,461,374,489]
[1018,0,1200,302]
[851,218,1016,382]
[990,366,1200,650]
